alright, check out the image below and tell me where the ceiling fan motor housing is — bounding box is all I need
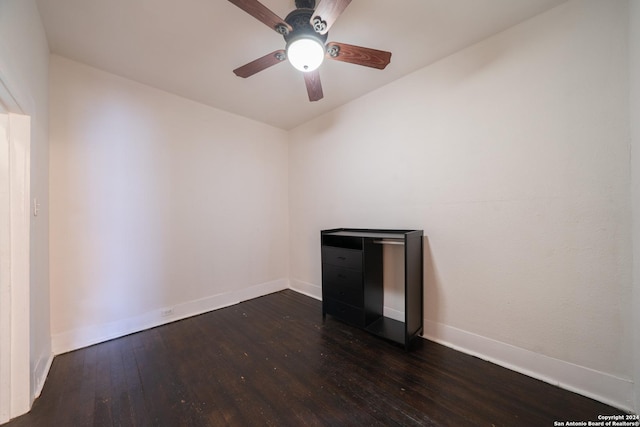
[295,0,315,9]
[283,8,328,46]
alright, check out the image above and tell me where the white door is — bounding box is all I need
[0,112,11,423]
[0,111,31,423]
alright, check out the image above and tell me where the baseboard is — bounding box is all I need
[289,278,321,300]
[32,352,53,400]
[423,319,634,412]
[383,307,404,322]
[51,278,289,355]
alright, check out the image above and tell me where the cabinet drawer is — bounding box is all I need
[322,246,362,270]
[324,298,365,327]
[322,264,363,307]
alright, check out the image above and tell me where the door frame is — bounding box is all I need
[0,76,31,423]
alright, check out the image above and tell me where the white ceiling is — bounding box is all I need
[36,0,566,130]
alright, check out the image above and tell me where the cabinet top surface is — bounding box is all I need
[322,228,423,239]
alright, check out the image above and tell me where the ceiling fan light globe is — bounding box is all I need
[287,38,325,72]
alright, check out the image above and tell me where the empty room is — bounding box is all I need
[1,0,639,425]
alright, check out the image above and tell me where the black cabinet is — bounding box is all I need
[321,228,424,349]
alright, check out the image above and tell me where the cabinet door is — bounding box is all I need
[322,263,363,307]
[321,246,362,271]
[323,298,366,327]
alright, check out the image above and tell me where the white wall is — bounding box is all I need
[0,0,51,407]
[49,55,289,353]
[290,0,633,410]
[630,0,640,416]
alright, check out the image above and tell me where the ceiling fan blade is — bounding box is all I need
[310,0,352,35]
[304,70,323,102]
[228,0,292,34]
[233,50,286,78]
[326,42,391,69]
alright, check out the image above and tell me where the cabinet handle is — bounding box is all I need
[337,256,346,261]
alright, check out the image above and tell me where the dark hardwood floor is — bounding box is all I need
[4,290,627,426]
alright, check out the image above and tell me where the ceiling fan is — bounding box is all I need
[228,0,392,102]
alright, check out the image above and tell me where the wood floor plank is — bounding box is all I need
[3,290,629,426]
[112,333,143,427]
[93,341,114,426]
